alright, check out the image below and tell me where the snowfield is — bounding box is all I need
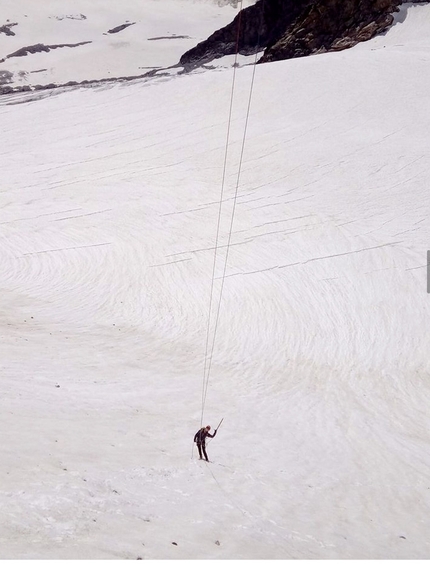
[1,1,430,559]
[0,0,255,88]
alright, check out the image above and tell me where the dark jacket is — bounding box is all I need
[194,427,216,445]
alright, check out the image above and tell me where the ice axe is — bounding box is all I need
[209,418,223,442]
[204,418,223,447]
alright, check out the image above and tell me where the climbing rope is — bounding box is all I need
[200,1,245,426]
[200,0,265,424]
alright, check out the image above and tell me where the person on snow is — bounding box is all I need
[194,425,217,462]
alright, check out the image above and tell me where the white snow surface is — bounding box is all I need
[1,2,430,560]
[0,0,255,88]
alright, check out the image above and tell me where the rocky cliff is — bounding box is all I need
[180,0,403,68]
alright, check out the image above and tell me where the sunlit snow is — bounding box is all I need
[1,1,430,559]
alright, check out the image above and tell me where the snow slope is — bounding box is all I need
[1,2,430,559]
[0,0,254,88]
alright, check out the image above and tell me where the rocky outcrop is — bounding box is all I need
[0,67,171,96]
[107,22,136,34]
[0,41,92,63]
[0,70,13,85]
[261,0,401,62]
[180,0,402,68]
[0,22,18,36]
[54,14,87,21]
[180,0,309,67]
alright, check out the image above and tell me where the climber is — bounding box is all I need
[194,425,217,462]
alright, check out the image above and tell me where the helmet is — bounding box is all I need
[206,425,211,430]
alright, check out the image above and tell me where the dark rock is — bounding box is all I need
[261,0,400,63]
[148,35,191,41]
[8,43,51,58]
[32,83,53,90]
[108,22,136,34]
[55,14,87,21]
[3,41,92,61]
[180,0,402,68]
[0,70,13,85]
[0,23,18,36]
[180,0,287,68]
